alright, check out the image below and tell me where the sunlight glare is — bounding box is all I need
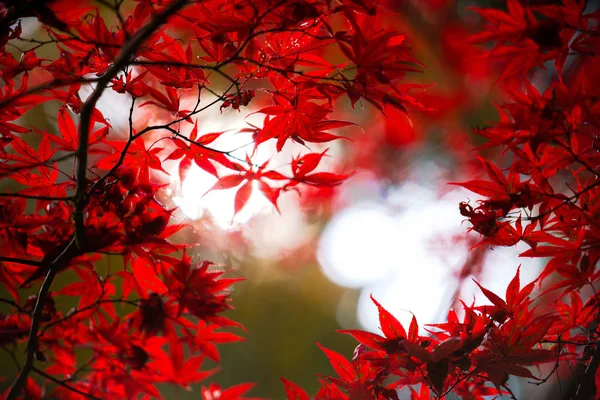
[459,243,543,306]
[360,189,468,332]
[173,162,273,228]
[78,73,133,131]
[169,102,273,228]
[320,181,544,334]
[317,204,403,288]
[319,184,476,332]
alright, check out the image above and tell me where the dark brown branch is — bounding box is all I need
[528,179,600,222]
[94,0,130,39]
[0,298,26,314]
[87,78,237,193]
[531,343,563,386]
[133,80,237,137]
[87,97,136,194]
[17,36,123,51]
[0,193,73,201]
[554,139,600,178]
[74,0,189,247]
[570,343,600,399]
[5,2,190,398]
[2,347,21,370]
[502,383,519,400]
[7,266,58,400]
[130,59,237,84]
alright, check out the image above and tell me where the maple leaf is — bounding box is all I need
[253,89,354,151]
[469,0,577,78]
[142,33,207,88]
[165,124,238,180]
[282,378,311,400]
[202,383,258,400]
[57,266,117,319]
[141,85,193,122]
[149,340,216,386]
[183,320,245,362]
[3,0,600,398]
[203,158,288,217]
[165,256,243,323]
[339,295,412,355]
[473,266,536,321]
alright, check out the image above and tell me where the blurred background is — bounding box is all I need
[0,0,555,398]
[154,0,545,396]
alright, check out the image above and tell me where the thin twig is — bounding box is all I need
[5,2,190,398]
[87,96,136,194]
[0,79,99,110]
[0,298,26,314]
[570,343,600,399]
[32,367,102,400]
[527,179,600,222]
[74,0,189,248]
[2,347,21,370]
[502,383,519,400]
[40,298,138,335]
[7,267,58,400]
[0,152,77,177]
[0,257,42,267]
[0,193,73,201]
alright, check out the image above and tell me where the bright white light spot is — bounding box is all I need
[319,183,479,333]
[360,189,467,332]
[358,270,458,333]
[168,95,275,228]
[319,178,544,334]
[319,187,469,289]
[172,162,272,228]
[18,18,42,40]
[459,243,542,306]
[168,93,344,233]
[244,194,312,259]
[334,172,385,206]
[318,204,403,288]
[79,75,133,131]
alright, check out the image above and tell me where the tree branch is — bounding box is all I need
[0,193,73,201]
[570,343,600,399]
[87,96,136,194]
[5,2,190,398]
[0,298,26,314]
[73,0,189,247]
[7,267,57,400]
[528,179,600,222]
[40,298,137,335]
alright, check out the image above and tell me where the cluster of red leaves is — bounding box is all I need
[283,272,556,399]
[3,0,600,398]
[281,0,600,399]
[0,0,425,399]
